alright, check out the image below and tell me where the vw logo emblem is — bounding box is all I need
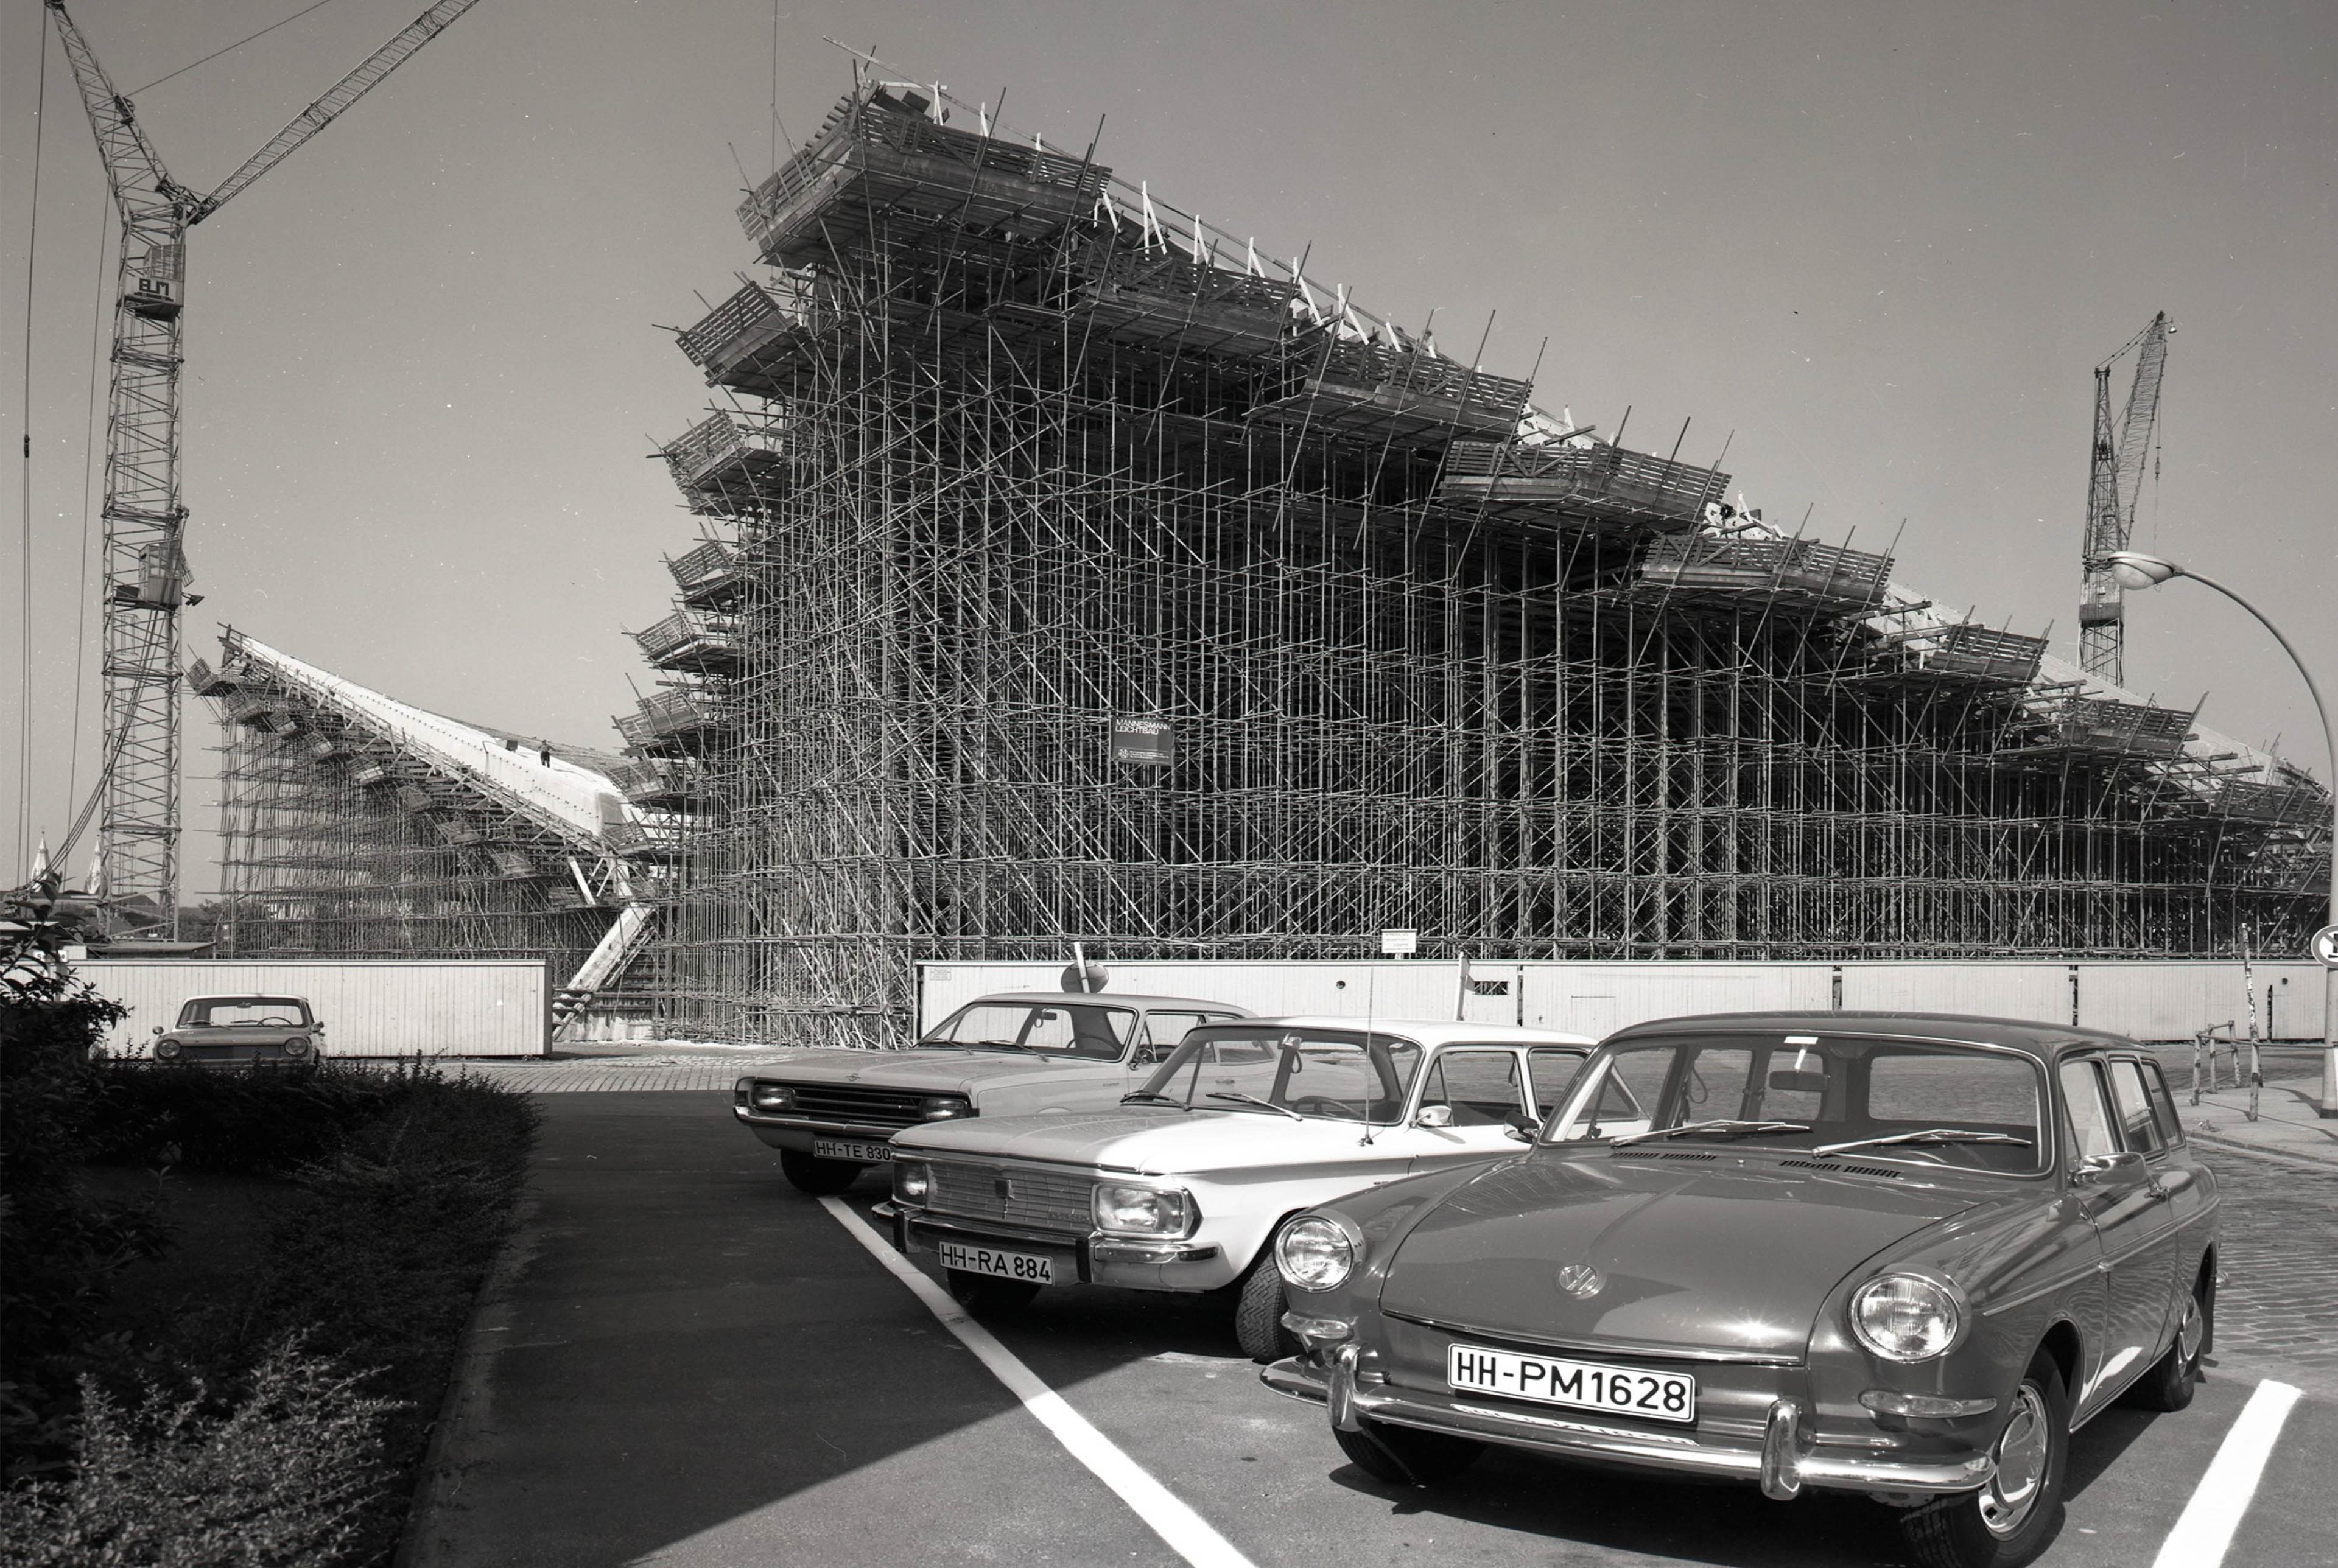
[1555,1263,1605,1300]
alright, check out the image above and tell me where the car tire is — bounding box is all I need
[1233,1249,1299,1364]
[2123,1264,2213,1413]
[1332,1418,1484,1488]
[1898,1349,2070,1568]
[944,1268,1041,1317]
[778,1149,863,1195]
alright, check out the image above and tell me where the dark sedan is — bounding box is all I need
[1260,1012,2217,1568]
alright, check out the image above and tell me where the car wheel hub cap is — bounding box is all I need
[1979,1385,2050,1538]
[2177,1295,2205,1365]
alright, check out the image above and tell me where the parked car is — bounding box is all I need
[882,1018,1599,1357]
[1257,1012,2217,1568]
[734,992,1250,1194]
[150,994,324,1070]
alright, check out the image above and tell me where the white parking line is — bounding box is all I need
[2150,1378,2304,1568]
[820,1198,1259,1568]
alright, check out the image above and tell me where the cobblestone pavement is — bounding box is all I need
[449,1052,799,1093]
[2202,1147,2338,1373]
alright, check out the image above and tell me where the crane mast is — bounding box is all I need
[2079,310,2171,686]
[44,0,485,937]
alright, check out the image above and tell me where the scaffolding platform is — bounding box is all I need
[1632,534,1895,614]
[2020,696,2194,761]
[616,686,730,753]
[737,86,1111,267]
[1249,340,1532,446]
[1870,623,2050,687]
[605,755,698,809]
[678,281,829,399]
[1071,248,1297,359]
[633,609,741,674]
[662,412,799,516]
[1438,440,1729,532]
[668,541,745,608]
[2210,777,2328,827]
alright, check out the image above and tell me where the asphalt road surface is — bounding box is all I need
[405,1092,2338,1568]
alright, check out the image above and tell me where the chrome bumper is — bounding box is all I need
[732,1108,908,1143]
[1261,1353,1996,1500]
[890,1208,1219,1281]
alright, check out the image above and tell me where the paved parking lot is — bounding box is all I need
[403,1090,2338,1568]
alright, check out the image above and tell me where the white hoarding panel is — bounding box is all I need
[1837,964,2072,1025]
[2076,962,2327,1042]
[75,960,550,1057]
[1520,964,1833,1038]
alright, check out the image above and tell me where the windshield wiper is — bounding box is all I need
[915,1040,1027,1052]
[1611,1118,1813,1147]
[1119,1091,1186,1106]
[1205,1090,1305,1122]
[1813,1128,2034,1155]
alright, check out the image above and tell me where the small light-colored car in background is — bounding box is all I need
[733,991,1251,1194]
[150,994,324,1069]
[882,1018,1599,1357]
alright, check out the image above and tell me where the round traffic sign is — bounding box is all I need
[2313,925,2338,968]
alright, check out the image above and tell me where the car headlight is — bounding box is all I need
[1276,1216,1358,1292]
[1850,1273,1963,1363]
[284,1037,312,1057]
[750,1082,796,1112]
[893,1160,931,1205]
[155,1038,182,1060]
[919,1094,974,1121]
[1091,1181,1195,1236]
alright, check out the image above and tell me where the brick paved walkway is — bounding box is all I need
[449,1054,801,1093]
[2203,1153,2338,1371]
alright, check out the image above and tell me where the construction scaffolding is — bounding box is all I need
[202,632,669,1036]
[604,80,2322,1043]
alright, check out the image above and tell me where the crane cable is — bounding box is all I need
[65,184,110,826]
[128,0,351,97]
[18,9,51,878]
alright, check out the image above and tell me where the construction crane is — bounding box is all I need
[2079,310,2171,687]
[45,0,486,939]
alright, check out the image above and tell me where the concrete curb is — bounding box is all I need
[392,1184,546,1568]
[2190,1135,2338,1177]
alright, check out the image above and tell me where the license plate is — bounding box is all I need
[938,1241,1055,1286]
[812,1138,893,1163]
[1447,1343,1696,1423]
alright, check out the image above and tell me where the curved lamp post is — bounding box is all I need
[2102,551,2338,1115]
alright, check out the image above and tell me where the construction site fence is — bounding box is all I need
[73,958,552,1058]
[916,957,2332,1044]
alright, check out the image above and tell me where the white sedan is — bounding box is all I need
[882,1017,1602,1359]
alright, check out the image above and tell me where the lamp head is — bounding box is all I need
[2102,550,2184,590]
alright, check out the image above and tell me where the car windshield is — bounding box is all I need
[1136,1026,1425,1124]
[919,1001,1137,1059]
[1546,1032,2047,1174]
[179,998,311,1028]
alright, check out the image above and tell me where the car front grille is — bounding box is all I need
[781,1083,927,1129]
[926,1160,1093,1231]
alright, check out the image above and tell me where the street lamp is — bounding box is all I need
[2102,550,2338,1115]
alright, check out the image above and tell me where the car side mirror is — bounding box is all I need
[152,1026,163,1036]
[1414,1104,1453,1129]
[2074,1150,2144,1183]
[1503,1124,1534,1143]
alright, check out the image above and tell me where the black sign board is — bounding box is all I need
[1112,716,1174,766]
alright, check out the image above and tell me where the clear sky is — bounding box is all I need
[4,0,2334,898]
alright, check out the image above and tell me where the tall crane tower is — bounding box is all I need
[46,0,485,937]
[2079,310,2171,686]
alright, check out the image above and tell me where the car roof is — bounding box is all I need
[181,994,311,1004]
[960,992,1254,1014]
[1198,1016,1598,1047]
[1602,1010,2142,1063]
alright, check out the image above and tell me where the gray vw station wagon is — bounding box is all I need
[1264,1012,2217,1568]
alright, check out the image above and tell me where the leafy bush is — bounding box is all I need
[1,951,168,1473]
[0,1338,397,1568]
[85,1061,430,1175]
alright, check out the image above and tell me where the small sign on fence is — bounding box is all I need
[1380,928,1418,957]
[1111,716,1174,766]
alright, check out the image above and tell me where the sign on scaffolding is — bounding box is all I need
[1380,928,1418,957]
[1111,716,1174,766]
